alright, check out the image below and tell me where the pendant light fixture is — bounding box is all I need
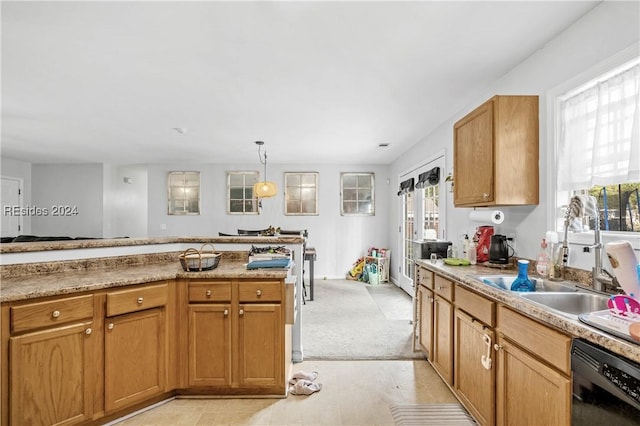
[253,141,277,198]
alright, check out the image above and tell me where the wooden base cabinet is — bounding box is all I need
[10,320,95,426]
[454,310,495,426]
[417,284,434,359]
[432,275,454,385]
[188,304,232,387]
[104,282,169,413]
[185,279,286,394]
[495,306,571,426]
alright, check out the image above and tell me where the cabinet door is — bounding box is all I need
[432,295,453,385]
[418,285,434,360]
[495,336,571,426]
[454,99,494,206]
[188,304,231,387]
[105,308,166,412]
[454,310,495,426]
[10,321,94,426]
[237,304,283,388]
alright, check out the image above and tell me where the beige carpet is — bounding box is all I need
[389,404,476,425]
[301,279,423,360]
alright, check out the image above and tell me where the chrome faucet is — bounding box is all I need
[561,195,619,292]
[582,208,619,292]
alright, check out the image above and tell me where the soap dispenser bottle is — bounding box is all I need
[536,238,550,278]
[511,260,536,292]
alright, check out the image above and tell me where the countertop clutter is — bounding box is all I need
[415,259,639,364]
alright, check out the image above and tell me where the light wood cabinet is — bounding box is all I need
[104,283,169,412]
[495,306,571,426]
[7,294,95,426]
[417,284,434,359]
[453,95,539,207]
[186,279,286,394]
[188,304,232,387]
[454,309,495,426]
[432,275,454,385]
[237,303,283,388]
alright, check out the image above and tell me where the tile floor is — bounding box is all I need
[113,359,458,425]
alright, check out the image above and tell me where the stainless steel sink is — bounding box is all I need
[519,292,609,319]
[477,276,577,292]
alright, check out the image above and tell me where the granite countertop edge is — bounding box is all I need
[415,259,640,364]
[0,260,291,303]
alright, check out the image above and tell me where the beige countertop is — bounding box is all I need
[416,259,640,364]
[0,258,291,303]
[0,236,305,254]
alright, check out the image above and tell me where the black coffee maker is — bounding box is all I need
[489,234,509,264]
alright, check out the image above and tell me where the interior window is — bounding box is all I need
[167,171,200,215]
[555,57,639,236]
[340,172,375,216]
[284,172,318,215]
[227,171,259,214]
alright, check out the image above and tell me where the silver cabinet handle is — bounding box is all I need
[85,328,92,335]
[224,310,229,316]
[256,289,262,296]
[483,193,490,199]
[206,290,212,297]
[239,309,244,316]
[107,323,114,330]
[494,343,502,352]
[52,310,61,318]
[137,297,144,304]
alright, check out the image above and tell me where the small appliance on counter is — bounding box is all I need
[489,234,510,264]
[413,240,452,259]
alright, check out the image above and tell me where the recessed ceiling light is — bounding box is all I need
[173,127,188,134]
[378,143,390,147]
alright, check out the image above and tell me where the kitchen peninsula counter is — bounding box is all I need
[416,259,640,364]
[0,255,292,303]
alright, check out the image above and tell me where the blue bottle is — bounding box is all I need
[511,260,536,292]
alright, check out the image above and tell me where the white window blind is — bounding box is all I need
[558,61,640,191]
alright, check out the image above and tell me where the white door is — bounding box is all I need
[397,155,446,295]
[1,177,22,237]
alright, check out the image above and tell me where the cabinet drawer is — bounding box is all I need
[497,306,571,375]
[188,281,232,302]
[11,294,94,333]
[238,281,282,302]
[455,285,495,327]
[434,275,454,301]
[419,267,434,289]
[106,283,168,317]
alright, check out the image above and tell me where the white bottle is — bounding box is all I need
[468,240,477,265]
[536,238,550,277]
[462,234,470,258]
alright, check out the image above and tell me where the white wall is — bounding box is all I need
[103,164,148,238]
[31,163,104,237]
[0,157,32,234]
[388,1,640,281]
[146,162,391,278]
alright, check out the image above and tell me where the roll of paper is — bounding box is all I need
[605,240,640,299]
[469,209,505,225]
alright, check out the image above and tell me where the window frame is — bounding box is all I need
[340,172,375,216]
[548,43,640,249]
[227,171,259,215]
[284,172,319,216]
[167,171,200,215]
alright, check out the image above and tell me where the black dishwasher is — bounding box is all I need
[571,339,640,425]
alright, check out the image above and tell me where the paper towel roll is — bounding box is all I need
[605,240,640,298]
[469,209,505,225]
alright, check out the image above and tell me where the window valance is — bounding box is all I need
[415,167,440,189]
[397,178,414,196]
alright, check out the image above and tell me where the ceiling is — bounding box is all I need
[1,1,600,165]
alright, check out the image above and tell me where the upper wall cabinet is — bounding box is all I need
[453,95,539,207]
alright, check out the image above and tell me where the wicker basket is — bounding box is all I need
[179,244,222,271]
